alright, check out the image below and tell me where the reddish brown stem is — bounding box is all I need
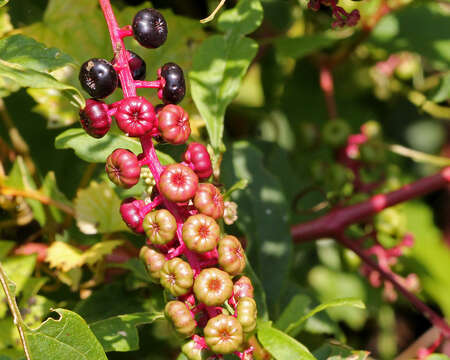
[338,235,450,338]
[319,65,337,120]
[292,167,450,242]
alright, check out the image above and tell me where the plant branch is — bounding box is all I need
[291,167,450,242]
[338,235,450,337]
[0,262,31,360]
[388,144,450,167]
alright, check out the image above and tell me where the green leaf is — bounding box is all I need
[432,73,450,103]
[217,0,263,36]
[0,35,72,72]
[426,355,450,360]
[222,141,293,314]
[285,298,365,335]
[41,171,71,223]
[0,0,9,8]
[275,34,338,60]
[275,294,311,332]
[25,309,107,360]
[244,257,269,321]
[313,342,369,360]
[257,321,317,360]
[55,128,174,165]
[0,240,14,260]
[111,259,153,284]
[190,36,258,150]
[90,312,164,352]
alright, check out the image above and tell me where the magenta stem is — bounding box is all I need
[118,25,133,38]
[134,80,162,89]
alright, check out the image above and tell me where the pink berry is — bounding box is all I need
[183,142,212,179]
[119,197,145,233]
[157,104,191,144]
[115,96,155,137]
[79,99,111,138]
[105,149,141,189]
[159,164,198,203]
[194,183,224,219]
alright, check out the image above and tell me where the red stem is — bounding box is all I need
[338,235,450,338]
[134,80,162,89]
[292,167,450,242]
[319,65,337,120]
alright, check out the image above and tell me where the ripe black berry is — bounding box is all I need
[112,51,146,88]
[160,63,185,104]
[132,8,168,49]
[79,58,118,99]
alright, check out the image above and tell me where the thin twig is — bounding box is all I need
[389,144,450,167]
[200,0,227,23]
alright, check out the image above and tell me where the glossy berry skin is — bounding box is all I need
[157,105,190,144]
[218,235,245,276]
[182,214,220,254]
[120,198,145,233]
[165,301,196,338]
[142,209,177,245]
[79,99,111,138]
[79,58,118,99]
[183,143,212,179]
[233,276,254,301]
[132,8,167,49]
[194,183,224,220]
[140,246,166,281]
[115,96,155,137]
[204,314,243,354]
[112,51,146,87]
[105,149,141,189]
[193,268,233,306]
[160,63,186,104]
[160,257,194,297]
[159,164,198,203]
[236,297,257,333]
[182,340,212,360]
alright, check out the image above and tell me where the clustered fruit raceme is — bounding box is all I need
[308,0,360,28]
[78,3,256,359]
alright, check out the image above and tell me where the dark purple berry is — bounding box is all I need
[120,197,145,233]
[159,63,185,104]
[112,51,146,88]
[132,8,168,49]
[79,58,118,99]
[79,99,111,138]
[115,96,155,137]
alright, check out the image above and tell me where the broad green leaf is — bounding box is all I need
[313,342,369,360]
[5,157,45,225]
[112,259,153,284]
[285,298,365,335]
[0,240,14,260]
[74,181,128,234]
[275,294,311,332]
[25,309,107,360]
[222,141,293,314]
[275,34,338,60]
[0,35,72,72]
[217,0,263,36]
[55,128,175,165]
[90,312,163,352]
[190,36,258,150]
[41,171,71,223]
[257,321,317,360]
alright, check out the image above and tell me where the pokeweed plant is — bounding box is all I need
[0,0,449,359]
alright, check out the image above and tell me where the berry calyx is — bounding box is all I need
[115,96,155,137]
[204,314,243,354]
[233,276,254,301]
[217,235,246,276]
[142,209,177,245]
[194,183,224,220]
[193,268,233,306]
[160,257,194,297]
[182,214,220,254]
[79,58,118,99]
[79,99,111,138]
[159,164,198,203]
[105,149,141,188]
[165,300,197,337]
[236,297,257,333]
[140,246,166,281]
[132,8,167,49]
[120,197,145,233]
[183,143,213,179]
[159,63,186,104]
[157,104,191,144]
[112,50,146,87]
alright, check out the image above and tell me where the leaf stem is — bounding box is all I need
[0,262,31,360]
[200,0,227,23]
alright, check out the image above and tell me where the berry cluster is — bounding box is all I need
[78,2,256,359]
[308,0,360,28]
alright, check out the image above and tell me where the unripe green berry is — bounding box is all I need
[322,119,351,148]
[182,214,220,253]
[160,257,194,297]
[233,276,254,301]
[193,268,233,306]
[193,183,224,220]
[236,297,257,333]
[165,300,196,337]
[143,209,177,245]
[218,235,245,276]
[181,340,212,360]
[204,314,243,354]
[139,246,166,281]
